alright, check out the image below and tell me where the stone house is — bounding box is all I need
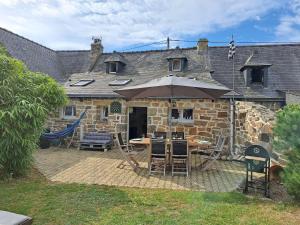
[1,27,300,147]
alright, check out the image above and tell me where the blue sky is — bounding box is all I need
[0,0,299,52]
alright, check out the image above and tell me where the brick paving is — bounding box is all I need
[34,147,245,192]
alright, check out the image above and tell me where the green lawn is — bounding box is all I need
[0,170,299,225]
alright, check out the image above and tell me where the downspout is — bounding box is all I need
[230,98,236,157]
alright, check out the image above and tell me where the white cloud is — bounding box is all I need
[0,0,282,50]
[276,0,300,41]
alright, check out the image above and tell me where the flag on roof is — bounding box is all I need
[228,40,236,59]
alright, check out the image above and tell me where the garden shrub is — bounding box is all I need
[273,104,300,200]
[0,45,67,178]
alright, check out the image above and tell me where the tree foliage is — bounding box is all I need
[0,45,67,178]
[273,104,300,200]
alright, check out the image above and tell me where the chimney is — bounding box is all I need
[90,36,103,62]
[197,38,208,53]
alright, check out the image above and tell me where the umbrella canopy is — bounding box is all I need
[114,75,231,99]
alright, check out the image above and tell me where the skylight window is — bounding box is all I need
[109,79,132,86]
[70,79,95,86]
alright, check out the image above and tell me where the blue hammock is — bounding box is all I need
[41,110,86,140]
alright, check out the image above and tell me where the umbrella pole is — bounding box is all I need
[168,99,172,139]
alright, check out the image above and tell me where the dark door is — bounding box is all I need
[129,107,147,139]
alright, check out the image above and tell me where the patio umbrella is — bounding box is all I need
[114,75,230,100]
[114,75,231,138]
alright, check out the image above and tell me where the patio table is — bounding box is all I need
[129,138,211,173]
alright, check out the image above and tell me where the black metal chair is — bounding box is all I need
[149,139,167,175]
[171,132,185,140]
[244,145,271,197]
[171,140,189,176]
[153,131,167,139]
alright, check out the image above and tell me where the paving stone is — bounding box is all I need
[34,147,245,192]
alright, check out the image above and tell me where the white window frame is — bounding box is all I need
[100,105,109,121]
[171,108,193,124]
[109,62,117,73]
[172,59,181,72]
[63,105,76,119]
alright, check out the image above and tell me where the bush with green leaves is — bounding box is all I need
[273,104,300,200]
[0,45,67,178]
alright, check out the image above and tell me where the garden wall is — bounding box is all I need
[235,101,275,147]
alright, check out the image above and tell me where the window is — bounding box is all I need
[171,108,193,123]
[109,79,132,86]
[70,79,94,86]
[109,62,117,73]
[183,109,193,121]
[251,68,264,84]
[100,106,109,121]
[110,101,122,113]
[63,105,76,118]
[171,109,180,121]
[172,59,181,71]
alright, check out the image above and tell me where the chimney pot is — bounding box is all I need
[90,37,103,62]
[197,38,208,52]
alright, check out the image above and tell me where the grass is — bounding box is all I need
[0,170,299,225]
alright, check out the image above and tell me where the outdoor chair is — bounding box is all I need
[117,132,134,151]
[149,139,167,176]
[153,131,167,139]
[115,133,139,172]
[198,135,226,171]
[171,140,189,176]
[244,145,271,197]
[171,132,185,140]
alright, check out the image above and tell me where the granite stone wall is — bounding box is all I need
[47,98,231,147]
[235,101,275,146]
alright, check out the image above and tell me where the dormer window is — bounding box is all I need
[172,59,181,71]
[168,58,187,72]
[109,62,117,73]
[243,66,269,87]
[105,61,125,74]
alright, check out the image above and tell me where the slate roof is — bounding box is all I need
[0,27,89,83]
[209,44,300,100]
[65,48,217,98]
[0,27,66,82]
[2,27,300,100]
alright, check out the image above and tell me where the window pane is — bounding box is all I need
[110,62,117,72]
[251,68,264,83]
[172,59,181,71]
[183,109,193,120]
[103,106,109,118]
[71,79,94,86]
[65,106,75,116]
[109,79,131,86]
[171,109,180,119]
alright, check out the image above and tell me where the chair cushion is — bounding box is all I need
[0,211,32,225]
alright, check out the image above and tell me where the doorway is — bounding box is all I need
[129,107,147,139]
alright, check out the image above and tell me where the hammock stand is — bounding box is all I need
[41,109,87,148]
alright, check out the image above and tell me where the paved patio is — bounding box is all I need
[34,147,245,192]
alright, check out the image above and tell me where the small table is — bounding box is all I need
[129,138,211,173]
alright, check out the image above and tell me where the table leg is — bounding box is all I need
[147,144,151,171]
